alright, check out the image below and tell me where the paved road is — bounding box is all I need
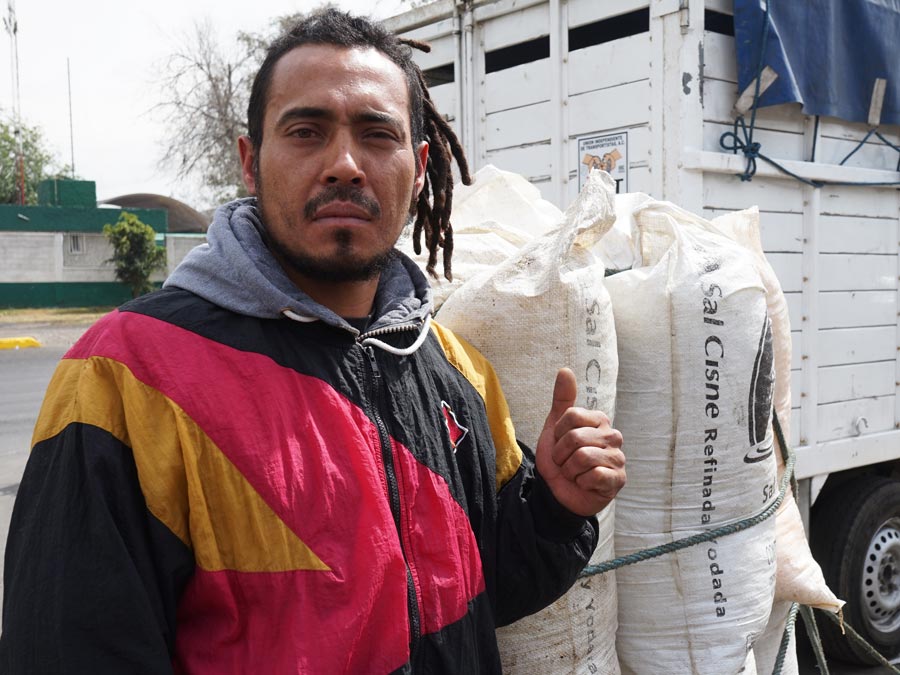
[0,332,896,673]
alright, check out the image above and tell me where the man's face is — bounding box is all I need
[239,44,428,283]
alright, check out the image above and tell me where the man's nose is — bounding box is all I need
[322,135,366,186]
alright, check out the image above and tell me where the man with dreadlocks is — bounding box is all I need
[1,8,625,674]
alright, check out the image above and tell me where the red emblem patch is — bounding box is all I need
[441,401,469,452]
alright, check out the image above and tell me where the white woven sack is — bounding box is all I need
[437,170,619,675]
[606,202,777,674]
[496,503,619,675]
[590,192,653,273]
[751,600,799,675]
[398,226,526,310]
[398,165,560,310]
[712,208,843,614]
[450,164,562,240]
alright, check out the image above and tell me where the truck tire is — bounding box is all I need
[810,475,900,665]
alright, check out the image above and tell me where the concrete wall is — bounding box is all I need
[166,234,206,276]
[60,233,119,283]
[1,232,207,283]
[0,232,207,307]
[0,232,59,283]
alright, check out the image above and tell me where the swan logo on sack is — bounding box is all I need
[745,316,775,464]
[441,401,469,453]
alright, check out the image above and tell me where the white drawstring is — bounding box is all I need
[363,315,433,356]
[281,308,318,323]
[282,307,433,356]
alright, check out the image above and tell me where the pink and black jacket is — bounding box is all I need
[1,199,597,674]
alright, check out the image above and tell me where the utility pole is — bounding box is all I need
[4,0,24,204]
[67,57,75,177]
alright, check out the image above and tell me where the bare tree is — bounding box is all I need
[155,3,428,206]
[156,21,260,205]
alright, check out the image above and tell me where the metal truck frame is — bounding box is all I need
[386,0,900,664]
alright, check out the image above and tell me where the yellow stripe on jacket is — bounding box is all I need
[430,321,523,489]
[32,356,330,573]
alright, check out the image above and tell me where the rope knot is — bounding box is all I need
[719,116,760,182]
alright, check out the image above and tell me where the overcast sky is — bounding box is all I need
[2,0,415,209]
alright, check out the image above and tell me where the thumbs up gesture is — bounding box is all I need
[535,368,626,517]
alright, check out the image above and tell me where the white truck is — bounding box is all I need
[386,0,900,666]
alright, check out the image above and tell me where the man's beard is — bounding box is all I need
[269,226,399,283]
[256,164,420,283]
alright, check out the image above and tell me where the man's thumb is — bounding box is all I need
[541,368,578,439]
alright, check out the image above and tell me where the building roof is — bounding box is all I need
[101,194,209,233]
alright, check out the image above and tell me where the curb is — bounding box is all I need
[0,337,42,350]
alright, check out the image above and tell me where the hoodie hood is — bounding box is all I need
[164,198,434,333]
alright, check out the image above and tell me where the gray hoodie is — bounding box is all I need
[165,198,434,338]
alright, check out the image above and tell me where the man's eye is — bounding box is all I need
[367,130,397,141]
[291,128,317,138]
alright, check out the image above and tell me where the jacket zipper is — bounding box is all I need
[361,320,421,341]
[363,343,422,646]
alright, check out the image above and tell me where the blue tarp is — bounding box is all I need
[734,0,900,126]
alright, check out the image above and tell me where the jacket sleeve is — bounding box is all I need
[0,357,194,674]
[493,444,598,626]
[429,322,598,626]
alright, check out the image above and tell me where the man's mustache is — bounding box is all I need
[304,186,382,220]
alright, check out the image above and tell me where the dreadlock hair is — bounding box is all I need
[246,7,472,280]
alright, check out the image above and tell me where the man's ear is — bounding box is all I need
[414,141,429,197]
[238,135,258,196]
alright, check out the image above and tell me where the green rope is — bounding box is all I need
[579,415,794,578]
[721,119,900,189]
[798,605,830,675]
[818,609,900,673]
[771,412,798,499]
[771,602,800,675]
[838,128,900,169]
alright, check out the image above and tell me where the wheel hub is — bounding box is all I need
[862,518,900,634]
